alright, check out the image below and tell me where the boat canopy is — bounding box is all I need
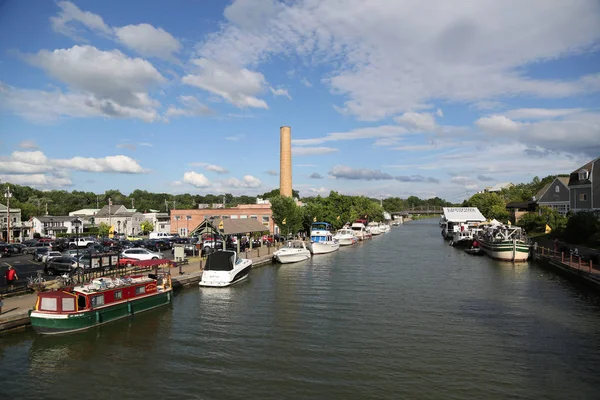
[204,251,235,271]
[442,207,486,223]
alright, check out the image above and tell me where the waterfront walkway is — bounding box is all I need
[0,247,277,334]
[532,245,600,287]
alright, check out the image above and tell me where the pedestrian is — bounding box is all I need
[553,238,559,253]
[5,265,18,290]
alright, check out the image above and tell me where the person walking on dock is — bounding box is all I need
[5,265,18,290]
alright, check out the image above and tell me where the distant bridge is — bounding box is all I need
[391,207,444,216]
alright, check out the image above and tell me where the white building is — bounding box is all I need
[143,212,171,233]
[1,202,26,242]
[69,208,100,217]
[31,216,84,238]
[94,205,145,236]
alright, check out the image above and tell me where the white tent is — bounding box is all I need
[442,207,486,223]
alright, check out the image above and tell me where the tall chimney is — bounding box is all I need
[280,126,292,197]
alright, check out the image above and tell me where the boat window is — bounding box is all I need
[40,297,58,311]
[62,297,75,312]
[114,290,123,300]
[78,295,87,309]
[135,286,146,295]
[91,295,105,307]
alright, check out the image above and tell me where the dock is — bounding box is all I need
[532,246,600,288]
[0,248,276,335]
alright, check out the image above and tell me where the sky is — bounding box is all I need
[0,0,599,203]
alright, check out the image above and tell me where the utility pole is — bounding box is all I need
[131,198,134,209]
[5,185,12,243]
[108,197,112,236]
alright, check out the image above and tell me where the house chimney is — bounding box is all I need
[280,126,292,197]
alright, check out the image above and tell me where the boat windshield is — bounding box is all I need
[204,251,235,271]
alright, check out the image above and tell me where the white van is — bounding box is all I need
[149,232,174,240]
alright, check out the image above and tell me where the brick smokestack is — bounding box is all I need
[280,126,292,197]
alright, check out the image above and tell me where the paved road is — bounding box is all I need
[1,253,48,286]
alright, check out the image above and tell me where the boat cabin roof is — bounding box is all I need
[204,250,238,271]
[442,207,486,223]
[285,240,307,249]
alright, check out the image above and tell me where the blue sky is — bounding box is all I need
[0,0,599,202]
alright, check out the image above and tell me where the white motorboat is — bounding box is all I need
[272,240,312,264]
[199,250,252,287]
[379,223,391,233]
[310,222,340,254]
[333,228,357,246]
[350,219,371,240]
[367,222,382,235]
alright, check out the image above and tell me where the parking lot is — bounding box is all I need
[0,250,177,288]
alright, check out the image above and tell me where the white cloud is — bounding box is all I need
[114,23,181,60]
[475,115,521,133]
[53,155,148,173]
[329,165,393,180]
[300,77,312,87]
[18,140,39,150]
[503,108,585,120]
[116,143,136,151]
[139,142,153,147]
[196,0,600,120]
[225,175,262,188]
[436,109,444,117]
[51,2,181,61]
[292,147,339,156]
[269,87,292,99]
[189,162,229,174]
[50,0,112,39]
[166,96,213,118]
[265,170,278,176]
[10,151,48,165]
[0,173,72,187]
[182,59,268,109]
[183,171,212,188]
[292,125,409,146]
[394,112,437,132]
[225,134,246,141]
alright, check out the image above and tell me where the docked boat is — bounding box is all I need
[367,222,382,236]
[199,250,252,287]
[464,247,484,256]
[333,228,357,246]
[310,222,340,254]
[440,207,486,242]
[350,219,371,240]
[29,271,173,335]
[477,224,530,262]
[272,240,312,264]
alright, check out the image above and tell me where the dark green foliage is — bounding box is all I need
[564,211,600,246]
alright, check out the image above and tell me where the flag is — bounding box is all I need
[282,218,287,225]
[545,224,552,234]
[336,215,340,220]
[313,217,317,222]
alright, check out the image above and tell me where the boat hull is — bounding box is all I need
[29,290,173,335]
[478,239,530,262]
[336,237,356,246]
[274,251,311,264]
[311,242,340,254]
[199,264,252,287]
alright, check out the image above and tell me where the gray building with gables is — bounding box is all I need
[93,204,145,235]
[534,177,570,215]
[568,156,600,212]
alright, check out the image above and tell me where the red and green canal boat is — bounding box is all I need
[29,272,173,335]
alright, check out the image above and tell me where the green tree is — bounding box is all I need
[270,195,304,237]
[140,220,154,234]
[98,222,111,237]
[465,192,507,220]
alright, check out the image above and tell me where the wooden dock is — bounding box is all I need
[532,246,600,288]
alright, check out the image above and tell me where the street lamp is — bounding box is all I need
[5,185,12,243]
[72,218,82,281]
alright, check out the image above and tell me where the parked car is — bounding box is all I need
[121,248,163,260]
[0,244,12,258]
[44,256,89,275]
[9,243,27,254]
[24,241,54,254]
[33,247,50,262]
[42,251,63,265]
[62,249,81,257]
[145,239,171,252]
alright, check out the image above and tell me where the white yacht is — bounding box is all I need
[272,240,312,264]
[350,219,371,240]
[333,228,357,246]
[199,250,252,287]
[310,222,340,255]
[379,223,391,234]
[367,222,382,236]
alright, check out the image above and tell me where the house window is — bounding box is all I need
[579,193,587,201]
[251,215,258,220]
[175,216,180,220]
[579,170,588,180]
[555,186,560,193]
[262,216,270,223]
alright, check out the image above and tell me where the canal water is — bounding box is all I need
[1,218,600,400]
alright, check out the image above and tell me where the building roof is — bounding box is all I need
[0,203,21,213]
[68,208,99,216]
[191,217,270,236]
[442,207,486,222]
[534,177,570,201]
[95,205,138,217]
[485,182,514,192]
[568,156,599,186]
[34,215,76,223]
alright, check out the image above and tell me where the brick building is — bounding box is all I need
[170,204,275,237]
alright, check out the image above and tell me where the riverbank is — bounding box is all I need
[0,248,276,335]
